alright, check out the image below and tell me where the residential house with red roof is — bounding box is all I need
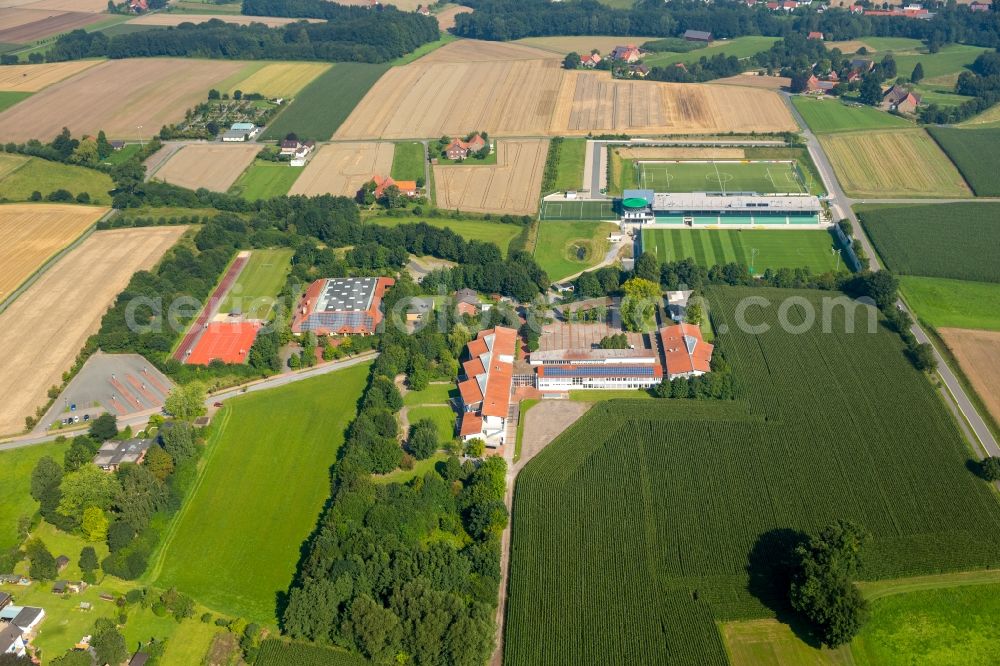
[458,327,517,447]
[372,174,417,198]
[445,133,487,160]
[580,52,602,68]
[659,323,714,379]
[610,44,642,63]
[880,84,921,113]
[808,31,824,40]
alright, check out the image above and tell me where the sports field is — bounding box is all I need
[540,199,616,221]
[821,129,971,198]
[792,96,913,134]
[151,362,371,624]
[533,220,618,282]
[228,160,303,200]
[185,321,262,365]
[635,160,807,194]
[642,228,842,273]
[217,247,293,320]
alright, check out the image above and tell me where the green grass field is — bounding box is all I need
[403,381,455,407]
[744,147,826,196]
[391,141,425,182]
[853,579,1000,665]
[102,143,142,167]
[891,43,990,83]
[901,276,1000,331]
[643,36,779,68]
[365,215,523,254]
[151,362,370,624]
[635,160,806,194]
[551,138,587,193]
[642,228,842,273]
[217,248,293,320]
[0,91,30,113]
[390,33,459,66]
[792,96,913,134]
[926,127,1000,197]
[0,156,114,204]
[539,199,616,221]
[533,220,618,282]
[229,160,303,200]
[0,439,69,550]
[722,619,852,666]
[261,63,390,141]
[407,405,456,442]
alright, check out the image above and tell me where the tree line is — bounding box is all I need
[41,9,438,64]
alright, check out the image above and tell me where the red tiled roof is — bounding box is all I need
[659,323,713,376]
[459,378,483,404]
[460,412,484,437]
[460,327,517,422]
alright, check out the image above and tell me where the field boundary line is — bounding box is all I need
[0,210,112,315]
[145,405,233,586]
[858,569,1000,602]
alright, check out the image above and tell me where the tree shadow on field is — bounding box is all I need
[746,527,822,647]
[965,458,989,480]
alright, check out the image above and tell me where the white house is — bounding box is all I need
[222,122,259,142]
[0,625,25,658]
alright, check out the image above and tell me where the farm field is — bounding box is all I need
[722,619,852,666]
[217,247,293,320]
[852,580,1000,665]
[857,202,1000,283]
[289,141,394,197]
[927,127,1000,196]
[0,90,28,111]
[505,287,1000,665]
[365,215,523,253]
[958,101,1000,127]
[434,4,471,31]
[791,96,913,133]
[261,62,390,141]
[890,43,990,82]
[0,226,185,436]
[229,160,302,200]
[391,141,424,181]
[552,70,796,135]
[0,59,100,92]
[0,9,103,43]
[152,362,371,624]
[900,276,1000,331]
[642,36,779,68]
[821,129,971,198]
[642,228,841,273]
[255,639,372,666]
[715,73,790,90]
[0,58,250,141]
[0,153,114,203]
[0,202,107,299]
[152,143,259,192]
[533,220,618,282]
[3,0,109,10]
[938,328,1000,427]
[0,439,68,550]
[130,13,323,28]
[549,137,587,193]
[226,60,330,97]
[513,35,658,55]
[434,139,548,214]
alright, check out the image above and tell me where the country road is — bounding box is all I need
[0,352,377,452]
[783,93,998,457]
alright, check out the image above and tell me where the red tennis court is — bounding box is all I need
[186,322,262,365]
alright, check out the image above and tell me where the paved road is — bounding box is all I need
[783,93,998,457]
[0,352,377,452]
[852,198,1000,205]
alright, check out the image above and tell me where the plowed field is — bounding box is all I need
[939,327,1000,426]
[434,139,548,214]
[289,141,394,197]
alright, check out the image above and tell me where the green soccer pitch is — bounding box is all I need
[641,228,843,273]
[636,160,808,195]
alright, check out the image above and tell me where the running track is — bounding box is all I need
[172,254,249,362]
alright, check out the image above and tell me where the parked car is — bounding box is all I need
[213,402,223,408]
[83,414,90,422]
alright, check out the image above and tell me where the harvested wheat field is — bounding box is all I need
[0,226,185,436]
[0,7,49,32]
[153,143,259,192]
[419,39,558,63]
[551,70,796,135]
[715,73,791,90]
[939,328,1000,425]
[228,61,330,97]
[514,35,656,55]
[131,13,323,28]
[615,146,745,160]
[820,129,971,198]
[0,60,99,92]
[826,40,872,54]
[0,9,102,43]
[336,44,563,139]
[15,0,107,9]
[434,139,548,215]
[0,58,248,141]
[290,142,394,196]
[0,203,107,299]
[435,5,471,30]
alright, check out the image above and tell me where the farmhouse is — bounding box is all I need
[970,1,990,10]
[580,52,602,68]
[881,84,921,113]
[629,64,650,78]
[530,348,663,391]
[372,174,418,198]
[849,57,875,73]
[458,327,517,448]
[610,44,642,63]
[222,122,259,142]
[3,606,45,634]
[660,323,713,379]
[445,133,487,160]
[807,31,824,40]
[683,30,713,43]
[93,438,153,472]
[280,139,315,165]
[291,276,394,336]
[805,75,835,93]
